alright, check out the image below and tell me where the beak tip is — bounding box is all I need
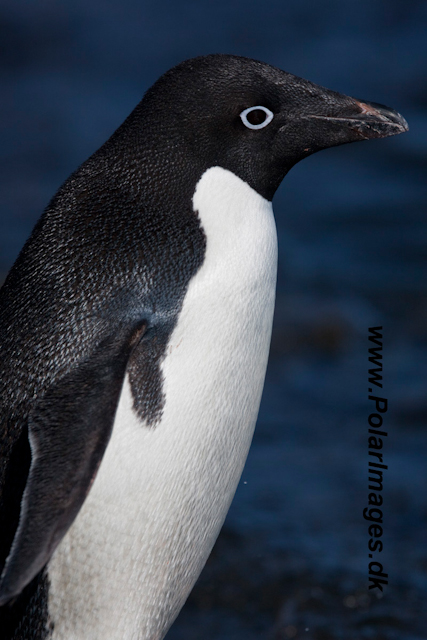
[397,115,409,134]
[355,99,409,138]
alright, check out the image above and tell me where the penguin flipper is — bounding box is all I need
[0,322,146,606]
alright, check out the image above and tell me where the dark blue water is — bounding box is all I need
[1,1,426,638]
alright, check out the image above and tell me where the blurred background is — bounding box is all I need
[1,1,426,638]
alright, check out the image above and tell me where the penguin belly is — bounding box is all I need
[47,167,278,640]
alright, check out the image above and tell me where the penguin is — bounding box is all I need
[0,54,407,639]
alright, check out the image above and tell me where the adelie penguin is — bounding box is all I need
[0,54,407,639]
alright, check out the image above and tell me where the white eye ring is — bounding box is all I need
[240,106,274,130]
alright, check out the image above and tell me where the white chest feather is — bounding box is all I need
[48,167,278,639]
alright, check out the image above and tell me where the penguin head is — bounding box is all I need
[114,54,408,201]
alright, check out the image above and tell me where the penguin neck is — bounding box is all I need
[93,109,207,212]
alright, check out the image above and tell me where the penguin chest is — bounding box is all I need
[154,165,278,529]
[48,167,278,639]
[160,164,278,469]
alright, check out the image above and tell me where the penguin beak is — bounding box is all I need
[306,98,409,140]
[275,87,409,170]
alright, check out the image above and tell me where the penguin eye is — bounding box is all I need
[240,106,274,130]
